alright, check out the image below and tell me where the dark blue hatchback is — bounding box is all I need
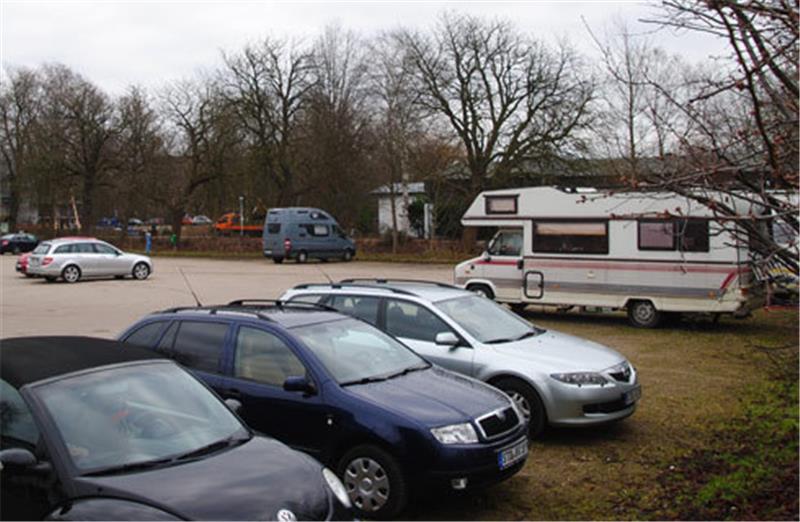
[119,301,529,519]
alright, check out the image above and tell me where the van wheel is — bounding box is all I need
[627,300,662,328]
[297,251,308,263]
[272,257,284,264]
[493,377,546,438]
[62,265,81,283]
[467,283,494,300]
[337,445,407,520]
[343,249,354,262]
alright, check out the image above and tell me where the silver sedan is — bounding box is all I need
[27,238,153,283]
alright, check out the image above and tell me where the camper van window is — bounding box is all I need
[532,221,608,254]
[638,219,709,252]
[638,221,676,250]
[485,195,518,215]
[488,230,522,256]
[300,224,330,237]
[267,223,281,234]
[678,219,709,252]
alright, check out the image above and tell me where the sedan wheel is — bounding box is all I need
[338,445,406,519]
[495,377,546,438]
[132,262,150,280]
[62,265,81,284]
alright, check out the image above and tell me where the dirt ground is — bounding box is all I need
[1,255,795,520]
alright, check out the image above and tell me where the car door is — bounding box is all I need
[92,242,127,276]
[216,325,330,457]
[0,379,57,521]
[484,229,524,301]
[73,242,99,276]
[382,298,474,376]
[156,320,230,392]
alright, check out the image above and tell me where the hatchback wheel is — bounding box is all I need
[62,265,81,284]
[343,249,353,262]
[495,377,546,438]
[132,262,150,280]
[337,445,406,520]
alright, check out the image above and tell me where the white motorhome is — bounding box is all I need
[454,186,764,327]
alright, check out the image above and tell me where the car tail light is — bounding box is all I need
[42,257,54,266]
[284,238,292,251]
[1,240,7,246]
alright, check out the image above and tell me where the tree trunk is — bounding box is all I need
[7,183,19,231]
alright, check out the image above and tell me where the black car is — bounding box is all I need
[0,233,38,255]
[0,336,353,521]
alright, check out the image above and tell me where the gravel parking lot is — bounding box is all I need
[1,255,795,519]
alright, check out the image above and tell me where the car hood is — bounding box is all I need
[345,366,511,426]
[488,330,626,373]
[71,436,331,521]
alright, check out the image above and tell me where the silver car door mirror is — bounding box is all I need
[435,332,460,347]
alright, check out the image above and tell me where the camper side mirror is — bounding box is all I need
[482,251,491,262]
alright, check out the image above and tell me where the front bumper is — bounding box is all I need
[420,427,529,491]
[545,377,641,427]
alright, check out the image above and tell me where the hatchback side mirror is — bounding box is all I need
[435,332,460,347]
[283,376,316,395]
[0,448,37,470]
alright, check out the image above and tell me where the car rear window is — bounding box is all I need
[33,243,51,254]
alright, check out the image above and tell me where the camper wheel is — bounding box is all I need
[467,283,494,300]
[627,300,662,328]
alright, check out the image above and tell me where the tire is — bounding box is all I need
[627,299,662,328]
[132,262,150,280]
[494,377,546,438]
[114,275,125,280]
[467,283,494,300]
[343,249,354,262]
[12,246,20,255]
[337,445,407,520]
[297,251,308,264]
[272,257,284,264]
[45,276,57,283]
[62,265,81,284]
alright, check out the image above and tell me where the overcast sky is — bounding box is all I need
[1,1,728,95]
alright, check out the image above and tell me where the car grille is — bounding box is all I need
[608,362,632,383]
[476,406,520,440]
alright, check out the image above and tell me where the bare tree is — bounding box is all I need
[221,37,314,206]
[403,13,595,244]
[0,66,40,229]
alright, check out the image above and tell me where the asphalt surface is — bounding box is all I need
[0,255,452,339]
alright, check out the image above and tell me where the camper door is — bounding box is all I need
[483,229,524,301]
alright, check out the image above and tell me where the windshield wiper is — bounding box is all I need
[514,330,540,341]
[175,433,248,462]
[84,457,176,476]
[385,363,430,380]
[340,375,390,387]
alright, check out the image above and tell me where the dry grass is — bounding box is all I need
[405,309,798,520]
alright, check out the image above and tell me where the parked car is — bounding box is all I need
[119,301,529,519]
[15,252,32,276]
[0,336,353,521]
[192,215,213,225]
[27,238,153,283]
[0,233,38,255]
[262,207,356,263]
[281,279,642,437]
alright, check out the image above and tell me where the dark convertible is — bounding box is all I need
[0,337,353,521]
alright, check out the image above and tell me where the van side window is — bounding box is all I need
[488,230,522,256]
[329,295,380,325]
[638,219,709,252]
[385,300,453,342]
[300,224,329,237]
[234,327,306,386]
[533,221,608,254]
[171,321,229,374]
[267,223,281,234]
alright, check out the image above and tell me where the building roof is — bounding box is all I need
[371,182,426,196]
[1,336,165,388]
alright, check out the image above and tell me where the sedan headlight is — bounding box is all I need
[322,467,351,508]
[431,422,479,444]
[550,372,608,386]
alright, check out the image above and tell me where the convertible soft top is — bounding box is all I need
[1,336,165,388]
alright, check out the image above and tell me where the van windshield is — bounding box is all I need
[435,295,542,344]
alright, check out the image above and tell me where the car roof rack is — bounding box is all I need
[158,305,277,322]
[292,282,417,296]
[338,278,460,290]
[226,299,339,313]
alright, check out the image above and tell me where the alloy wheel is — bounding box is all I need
[63,266,80,283]
[505,389,532,420]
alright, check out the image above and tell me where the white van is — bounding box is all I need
[454,187,765,327]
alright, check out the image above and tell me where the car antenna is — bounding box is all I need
[177,266,203,307]
[315,265,334,284]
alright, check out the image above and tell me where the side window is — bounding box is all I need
[289,294,325,304]
[678,219,709,252]
[234,327,306,386]
[638,221,675,250]
[300,224,330,237]
[171,321,229,373]
[329,295,380,325]
[124,321,168,348]
[93,243,117,254]
[0,379,39,449]
[158,321,179,350]
[75,243,95,254]
[385,300,452,342]
[532,221,608,254]
[638,219,709,252]
[488,230,522,256]
[267,223,281,234]
[54,244,74,254]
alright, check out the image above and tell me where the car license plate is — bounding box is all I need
[623,386,642,406]
[497,438,528,470]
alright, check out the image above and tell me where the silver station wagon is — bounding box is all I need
[27,238,153,283]
[281,279,641,437]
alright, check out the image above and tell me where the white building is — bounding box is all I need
[372,182,432,238]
